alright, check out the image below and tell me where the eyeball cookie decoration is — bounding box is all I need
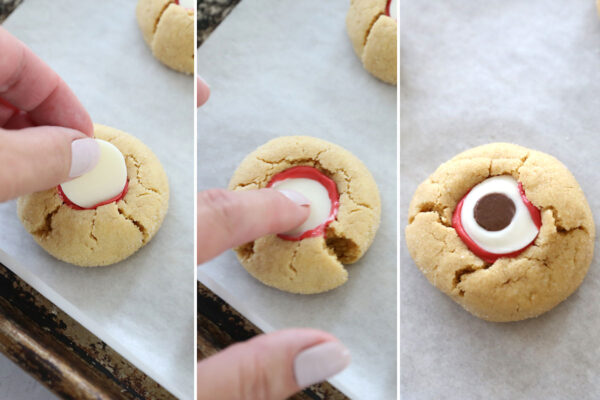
[58,140,129,210]
[452,176,541,263]
[406,143,595,322]
[346,0,397,85]
[267,166,340,240]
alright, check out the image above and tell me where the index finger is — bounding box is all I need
[0,27,93,136]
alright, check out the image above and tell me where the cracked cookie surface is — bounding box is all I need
[17,124,169,267]
[405,143,595,322]
[230,136,381,294]
[136,0,194,74]
[346,0,397,85]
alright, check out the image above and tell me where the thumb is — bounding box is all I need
[197,76,210,107]
[0,126,100,202]
[197,329,351,400]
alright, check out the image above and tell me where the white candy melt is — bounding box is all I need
[389,0,398,19]
[177,0,195,9]
[461,176,539,254]
[61,139,127,209]
[272,178,332,237]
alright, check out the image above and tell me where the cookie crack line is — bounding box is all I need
[545,205,590,235]
[32,203,62,238]
[288,243,301,280]
[237,241,256,260]
[125,154,162,195]
[117,207,148,242]
[362,12,384,47]
[515,152,530,177]
[251,153,330,186]
[89,211,98,246]
[333,167,374,211]
[256,155,326,171]
[325,228,360,264]
[452,265,480,297]
[255,146,328,167]
[152,1,173,36]
[409,207,450,228]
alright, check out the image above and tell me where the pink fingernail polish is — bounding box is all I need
[293,341,351,388]
[69,138,100,178]
[278,189,311,207]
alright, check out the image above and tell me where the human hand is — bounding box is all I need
[0,27,97,202]
[197,188,310,263]
[197,189,351,399]
[197,328,351,400]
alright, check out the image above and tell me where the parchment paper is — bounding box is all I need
[0,1,194,398]
[197,0,397,398]
[401,1,600,399]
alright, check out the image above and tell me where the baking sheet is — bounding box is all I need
[401,1,600,399]
[197,0,397,398]
[0,1,194,398]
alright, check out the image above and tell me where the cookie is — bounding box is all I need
[136,0,194,75]
[17,124,169,267]
[229,136,381,294]
[346,0,397,85]
[405,143,595,322]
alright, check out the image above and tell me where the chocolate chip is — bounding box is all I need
[474,193,515,231]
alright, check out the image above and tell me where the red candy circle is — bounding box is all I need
[57,179,129,211]
[386,0,392,17]
[174,0,194,10]
[452,181,541,263]
[267,166,339,241]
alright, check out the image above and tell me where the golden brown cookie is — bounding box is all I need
[136,0,194,75]
[229,136,381,294]
[18,124,169,267]
[405,143,595,322]
[346,0,397,85]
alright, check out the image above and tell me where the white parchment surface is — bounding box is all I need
[401,1,600,399]
[0,1,194,398]
[197,0,397,398]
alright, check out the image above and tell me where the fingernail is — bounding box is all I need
[278,189,311,207]
[197,76,211,107]
[69,138,100,178]
[198,75,210,89]
[293,341,351,388]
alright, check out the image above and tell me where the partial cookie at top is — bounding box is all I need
[405,143,595,322]
[136,0,194,75]
[229,136,381,294]
[17,124,169,267]
[346,0,397,85]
